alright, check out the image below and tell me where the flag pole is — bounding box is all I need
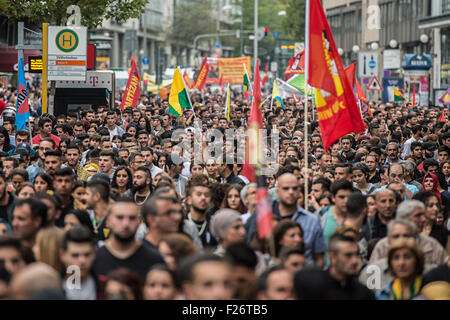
[303,0,310,210]
[28,117,32,144]
[270,81,274,110]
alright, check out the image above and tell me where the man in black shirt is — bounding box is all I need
[185,177,217,249]
[141,195,183,250]
[294,235,374,300]
[368,189,397,239]
[216,158,245,186]
[92,198,165,283]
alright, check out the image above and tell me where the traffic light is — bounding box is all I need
[264,27,269,37]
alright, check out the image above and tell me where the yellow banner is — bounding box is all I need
[218,57,252,85]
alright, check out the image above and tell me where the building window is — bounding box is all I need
[444,0,450,13]
[399,0,411,22]
[357,9,362,33]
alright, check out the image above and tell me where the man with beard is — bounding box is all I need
[385,142,400,165]
[124,167,152,207]
[141,195,183,250]
[185,178,216,248]
[83,180,111,244]
[27,138,55,183]
[44,150,63,178]
[323,235,374,299]
[0,172,15,221]
[92,198,165,283]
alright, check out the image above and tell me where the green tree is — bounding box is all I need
[281,0,306,41]
[239,0,291,60]
[1,0,147,29]
[169,0,216,45]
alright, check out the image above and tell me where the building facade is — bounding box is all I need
[418,0,450,97]
[323,0,444,104]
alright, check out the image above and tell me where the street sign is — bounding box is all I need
[29,56,43,73]
[55,70,115,92]
[215,42,222,56]
[47,26,87,81]
[142,56,150,65]
[358,52,378,77]
[383,49,401,69]
[367,76,382,91]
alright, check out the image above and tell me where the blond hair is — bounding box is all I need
[35,227,65,273]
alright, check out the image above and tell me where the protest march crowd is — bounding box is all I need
[0,0,449,301]
[0,80,449,300]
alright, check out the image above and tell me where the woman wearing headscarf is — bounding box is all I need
[209,209,246,257]
[422,172,442,205]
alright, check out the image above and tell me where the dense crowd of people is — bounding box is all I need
[0,82,448,300]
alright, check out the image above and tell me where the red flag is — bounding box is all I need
[307,0,365,151]
[252,60,262,112]
[241,160,256,183]
[411,85,416,107]
[192,57,210,90]
[120,57,141,111]
[438,111,446,122]
[256,187,273,239]
[262,63,269,86]
[285,50,305,80]
[247,60,263,166]
[356,78,368,103]
[183,71,192,89]
[345,63,356,91]
[291,89,298,103]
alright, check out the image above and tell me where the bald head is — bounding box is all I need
[277,173,298,185]
[376,188,395,200]
[10,262,62,299]
[375,189,397,221]
[277,173,300,208]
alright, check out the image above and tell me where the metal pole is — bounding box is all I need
[17,22,24,65]
[304,0,310,210]
[42,23,48,114]
[253,0,258,68]
[240,12,244,56]
[143,4,147,81]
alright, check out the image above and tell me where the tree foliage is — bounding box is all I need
[281,0,306,41]
[238,0,290,59]
[169,0,216,45]
[1,0,147,29]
